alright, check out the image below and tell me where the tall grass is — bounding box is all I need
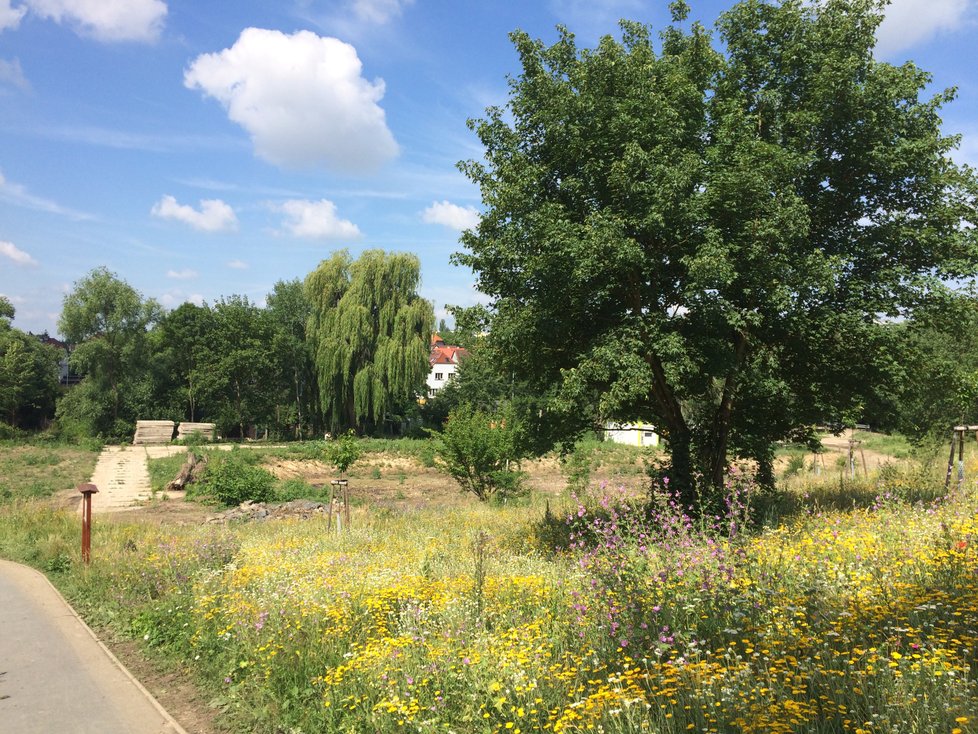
[0,463,976,733]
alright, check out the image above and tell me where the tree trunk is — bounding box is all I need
[706,331,749,494]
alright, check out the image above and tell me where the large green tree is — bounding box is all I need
[305,250,433,434]
[58,267,161,436]
[199,296,277,438]
[267,279,317,438]
[0,298,61,429]
[457,0,978,506]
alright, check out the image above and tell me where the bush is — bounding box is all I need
[432,405,527,501]
[323,431,362,474]
[197,450,275,506]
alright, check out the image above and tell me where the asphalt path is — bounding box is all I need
[0,559,187,734]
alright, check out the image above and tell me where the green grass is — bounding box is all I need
[146,451,193,494]
[852,429,915,459]
[0,441,100,504]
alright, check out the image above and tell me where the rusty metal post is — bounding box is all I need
[77,483,98,564]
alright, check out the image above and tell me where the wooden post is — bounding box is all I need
[859,445,868,478]
[945,431,957,490]
[325,483,335,531]
[848,436,855,481]
[330,480,349,532]
[958,428,966,489]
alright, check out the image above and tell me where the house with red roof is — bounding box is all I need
[426,333,469,398]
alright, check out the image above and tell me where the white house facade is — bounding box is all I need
[426,334,469,398]
[604,421,660,448]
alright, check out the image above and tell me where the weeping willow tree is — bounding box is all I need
[305,250,434,433]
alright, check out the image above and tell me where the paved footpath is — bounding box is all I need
[0,560,187,734]
[87,445,192,513]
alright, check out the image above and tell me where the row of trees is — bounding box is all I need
[49,252,433,440]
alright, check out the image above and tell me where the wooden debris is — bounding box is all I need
[165,452,208,493]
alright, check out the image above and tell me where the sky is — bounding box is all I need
[0,0,976,337]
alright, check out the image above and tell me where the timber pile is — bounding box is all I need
[132,420,175,445]
[177,422,217,441]
[164,451,208,493]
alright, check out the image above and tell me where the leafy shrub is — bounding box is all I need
[432,404,527,501]
[323,431,362,474]
[276,477,318,501]
[197,449,275,506]
[0,422,24,441]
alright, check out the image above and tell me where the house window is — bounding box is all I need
[643,431,654,438]
[435,372,444,380]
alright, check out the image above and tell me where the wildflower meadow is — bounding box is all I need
[2,461,977,733]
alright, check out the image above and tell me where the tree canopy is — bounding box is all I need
[456,0,978,506]
[305,250,434,434]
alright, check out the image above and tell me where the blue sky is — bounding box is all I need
[1,0,976,337]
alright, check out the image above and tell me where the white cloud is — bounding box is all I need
[227,259,248,269]
[0,58,29,89]
[875,0,973,57]
[184,28,398,172]
[277,199,362,239]
[0,292,26,304]
[166,268,198,280]
[0,169,93,219]
[349,0,413,24]
[151,194,238,232]
[422,200,480,231]
[0,1,26,32]
[0,240,38,266]
[158,291,205,308]
[24,0,166,42]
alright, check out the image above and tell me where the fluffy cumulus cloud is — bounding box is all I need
[422,200,480,231]
[184,28,398,172]
[24,0,167,42]
[875,0,973,57]
[277,199,362,239]
[0,0,26,31]
[0,240,38,266]
[151,195,238,232]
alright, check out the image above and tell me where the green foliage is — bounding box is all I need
[305,250,433,434]
[323,431,362,474]
[57,267,161,437]
[196,449,275,506]
[432,405,527,501]
[0,304,61,430]
[266,279,317,439]
[456,2,978,508]
[275,477,319,501]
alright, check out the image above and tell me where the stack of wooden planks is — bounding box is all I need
[177,422,217,442]
[132,420,175,445]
